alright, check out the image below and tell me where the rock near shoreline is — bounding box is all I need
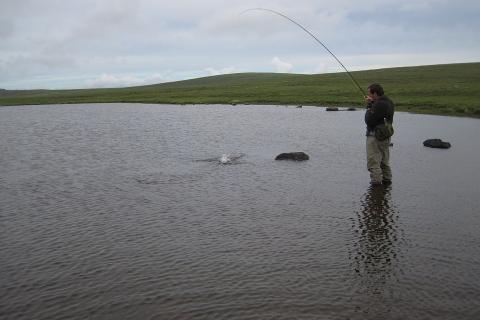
[275,152,310,161]
[423,139,451,149]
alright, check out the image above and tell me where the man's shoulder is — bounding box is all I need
[377,95,394,107]
[379,95,391,102]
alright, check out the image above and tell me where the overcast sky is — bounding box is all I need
[1,0,479,89]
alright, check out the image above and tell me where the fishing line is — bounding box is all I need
[241,8,366,98]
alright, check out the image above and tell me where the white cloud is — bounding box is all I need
[271,56,293,73]
[85,73,166,88]
[205,66,237,76]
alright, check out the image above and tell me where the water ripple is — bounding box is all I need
[1,104,480,319]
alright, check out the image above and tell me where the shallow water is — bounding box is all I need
[1,103,479,319]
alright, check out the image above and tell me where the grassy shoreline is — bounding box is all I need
[1,62,479,118]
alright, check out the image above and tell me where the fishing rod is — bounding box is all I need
[242,8,366,98]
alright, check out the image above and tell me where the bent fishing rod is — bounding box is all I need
[242,8,366,98]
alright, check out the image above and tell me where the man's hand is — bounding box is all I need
[365,96,374,110]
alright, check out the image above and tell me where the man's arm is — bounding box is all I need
[365,101,386,127]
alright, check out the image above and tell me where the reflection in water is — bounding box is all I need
[350,185,403,317]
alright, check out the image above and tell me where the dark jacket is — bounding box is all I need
[365,95,394,135]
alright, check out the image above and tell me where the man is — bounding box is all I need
[364,83,394,186]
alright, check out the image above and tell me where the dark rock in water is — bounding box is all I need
[275,152,309,161]
[296,105,302,108]
[347,107,357,111]
[389,142,393,147]
[423,139,451,149]
[326,107,339,111]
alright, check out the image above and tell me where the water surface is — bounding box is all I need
[1,104,479,319]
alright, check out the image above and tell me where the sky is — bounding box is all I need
[1,0,479,90]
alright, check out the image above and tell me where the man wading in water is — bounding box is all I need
[364,83,394,186]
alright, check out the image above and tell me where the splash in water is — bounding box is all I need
[196,153,245,165]
[219,154,231,164]
[219,153,245,165]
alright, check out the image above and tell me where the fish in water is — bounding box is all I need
[196,153,245,165]
[220,154,231,164]
[219,153,245,164]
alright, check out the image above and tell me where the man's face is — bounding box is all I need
[367,90,378,101]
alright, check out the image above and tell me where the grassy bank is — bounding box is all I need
[1,62,479,118]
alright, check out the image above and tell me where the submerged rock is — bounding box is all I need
[326,107,339,111]
[347,107,357,111]
[275,152,309,161]
[423,139,451,149]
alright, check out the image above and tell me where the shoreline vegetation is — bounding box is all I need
[1,62,479,118]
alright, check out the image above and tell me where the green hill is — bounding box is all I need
[1,62,479,117]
